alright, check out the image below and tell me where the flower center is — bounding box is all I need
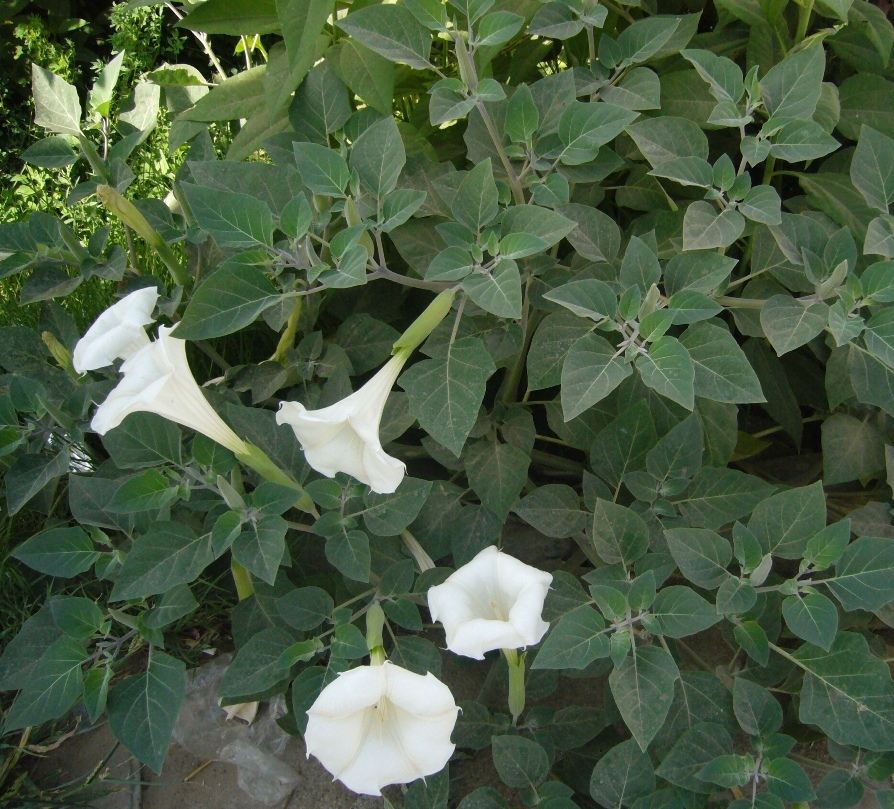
[489,598,507,621]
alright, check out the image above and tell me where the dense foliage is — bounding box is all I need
[4,0,894,806]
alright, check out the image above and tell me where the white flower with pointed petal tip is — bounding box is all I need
[427,546,552,660]
[276,350,408,494]
[304,661,458,796]
[72,287,159,373]
[91,326,248,456]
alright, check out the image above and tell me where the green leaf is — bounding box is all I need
[452,159,499,232]
[513,484,586,538]
[770,120,840,162]
[795,632,894,751]
[339,4,432,69]
[177,0,279,34]
[505,84,538,142]
[400,336,495,455]
[463,259,522,318]
[142,584,199,630]
[589,402,657,490]
[697,754,751,789]
[650,157,714,188]
[526,313,593,391]
[3,636,87,731]
[739,185,783,225]
[103,413,182,469]
[683,202,746,250]
[558,203,621,262]
[650,586,720,638]
[783,592,839,650]
[331,623,369,659]
[218,627,294,700]
[748,480,826,558]
[108,649,185,773]
[558,101,640,160]
[735,621,769,665]
[826,535,894,611]
[601,67,661,111]
[734,677,783,736]
[31,65,81,135]
[293,142,350,196]
[325,529,371,582]
[351,116,405,197]
[13,527,98,577]
[814,770,864,809]
[529,3,584,39]
[591,499,650,566]
[672,467,774,529]
[761,294,829,355]
[492,735,549,788]
[680,321,765,404]
[107,468,178,514]
[544,279,617,320]
[665,250,737,295]
[759,43,825,121]
[665,527,732,589]
[533,605,609,669]
[464,441,528,521]
[272,0,334,113]
[290,62,350,143]
[618,17,681,65]
[626,116,709,165]
[6,449,69,516]
[590,739,656,807]
[822,412,886,485]
[51,596,105,640]
[332,40,395,115]
[609,645,680,751]
[561,333,632,420]
[181,183,273,247]
[636,337,696,410]
[682,49,744,103]
[851,125,894,214]
[363,477,432,535]
[22,135,79,168]
[476,11,523,46]
[765,758,816,802]
[232,515,287,585]
[111,524,213,601]
[500,205,576,248]
[655,722,733,794]
[620,236,662,291]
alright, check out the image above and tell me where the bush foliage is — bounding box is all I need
[3,0,894,806]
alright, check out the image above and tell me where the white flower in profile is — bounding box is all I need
[276,350,408,494]
[304,661,458,796]
[427,546,552,660]
[72,287,159,372]
[91,325,248,456]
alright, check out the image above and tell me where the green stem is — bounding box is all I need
[714,296,767,310]
[503,648,526,724]
[477,103,526,205]
[271,298,303,363]
[795,0,815,43]
[231,559,254,600]
[235,443,318,516]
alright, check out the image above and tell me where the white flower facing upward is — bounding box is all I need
[304,661,458,796]
[72,287,159,373]
[91,325,248,456]
[427,546,553,660]
[276,349,409,494]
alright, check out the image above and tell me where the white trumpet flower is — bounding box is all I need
[72,287,158,372]
[91,325,248,455]
[427,546,552,660]
[304,661,458,796]
[276,350,409,494]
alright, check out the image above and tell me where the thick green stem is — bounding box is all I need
[504,648,526,724]
[795,0,815,43]
[271,298,303,363]
[231,559,254,600]
[235,443,318,516]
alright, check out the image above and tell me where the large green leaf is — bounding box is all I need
[609,644,680,751]
[532,605,609,669]
[464,441,528,521]
[31,65,81,135]
[512,484,586,538]
[108,649,185,774]
[561,333,632,420]
[338,4,432,69]
[679,321,765,404]
[590,739,656,808]
[177,0,280,34]
[665,527,732,589]
[13,527,98,577]
[400,337,495,455]
[636,336,696,410]
[181,183,274,248]
[350,116,405,197]
[174,254,280,340]
[825,535,894,611]
[759,43,825,121]
[795,632,894,751]
[851,125,894,214]
[591,499,650,566]
[760,294,829,355]
[747,480,826,559]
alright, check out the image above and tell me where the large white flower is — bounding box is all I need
[72,287,159,372]
[427,546,552,660]
[304,661,458,796]
[276,350,408,494]
[91,325,248,455]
